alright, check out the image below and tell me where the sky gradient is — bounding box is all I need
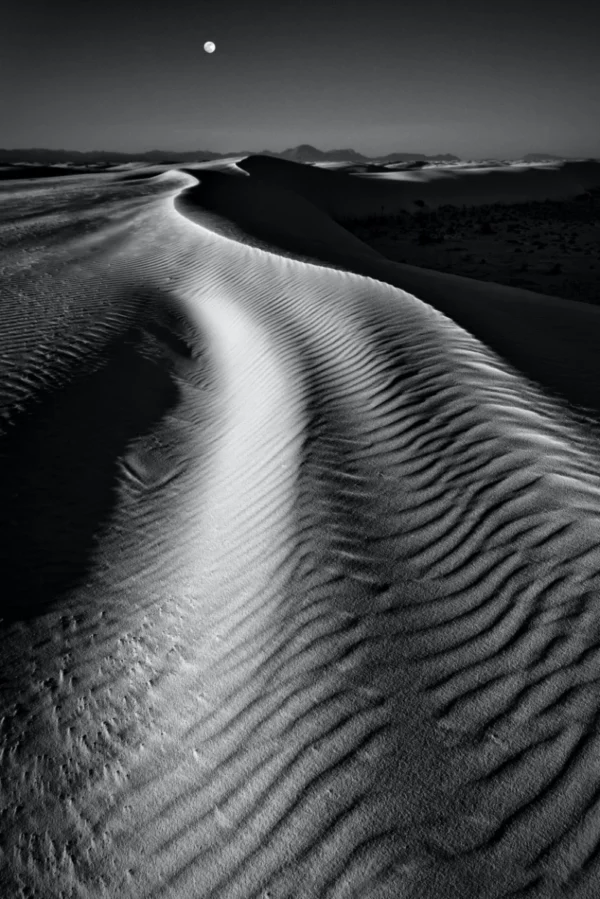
[3,0,599,158]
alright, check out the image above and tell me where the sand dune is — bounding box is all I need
[237,155,600,218]
[2,158,600,899]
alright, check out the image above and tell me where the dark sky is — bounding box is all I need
[2,0,599,158]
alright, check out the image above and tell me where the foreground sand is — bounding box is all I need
[2,159,600,898]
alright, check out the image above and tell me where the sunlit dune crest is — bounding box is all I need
[2,156,600,898]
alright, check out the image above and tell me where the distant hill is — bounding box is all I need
[0,145,461,165]
[257,145,460,164]
[259,144,369,163]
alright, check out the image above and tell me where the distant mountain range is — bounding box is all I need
[258,145,462,164]
[0,144,462,165]
[0,146,586,168]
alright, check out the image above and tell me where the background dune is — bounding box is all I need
[2,158,600,899]
[238,155,600,218]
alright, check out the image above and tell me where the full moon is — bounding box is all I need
[204,41,216,53]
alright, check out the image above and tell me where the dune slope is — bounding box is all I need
[1,162,600,899]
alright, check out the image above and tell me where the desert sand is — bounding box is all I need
[2,156,600,898]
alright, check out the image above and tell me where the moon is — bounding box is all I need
[204,41,216,54]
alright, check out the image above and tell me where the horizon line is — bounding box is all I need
[1,145,592,160]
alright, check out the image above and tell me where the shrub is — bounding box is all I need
[417,230,442,245]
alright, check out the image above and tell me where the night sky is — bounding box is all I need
[3,0,599,158]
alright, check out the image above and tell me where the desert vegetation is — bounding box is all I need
[341,188,600,303]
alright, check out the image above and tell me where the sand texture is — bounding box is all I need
[2,158,600,898]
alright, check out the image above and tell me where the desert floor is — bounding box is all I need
[342,190,600,305]
[1,157,600,899]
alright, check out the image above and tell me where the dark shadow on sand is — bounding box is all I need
[0,326,180,624]
[176,168,381,270]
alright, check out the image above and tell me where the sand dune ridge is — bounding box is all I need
[2,160,600,897]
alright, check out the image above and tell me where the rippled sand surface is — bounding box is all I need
[2,159,600,898]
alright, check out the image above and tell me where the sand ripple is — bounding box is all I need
[2,163,600,898]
